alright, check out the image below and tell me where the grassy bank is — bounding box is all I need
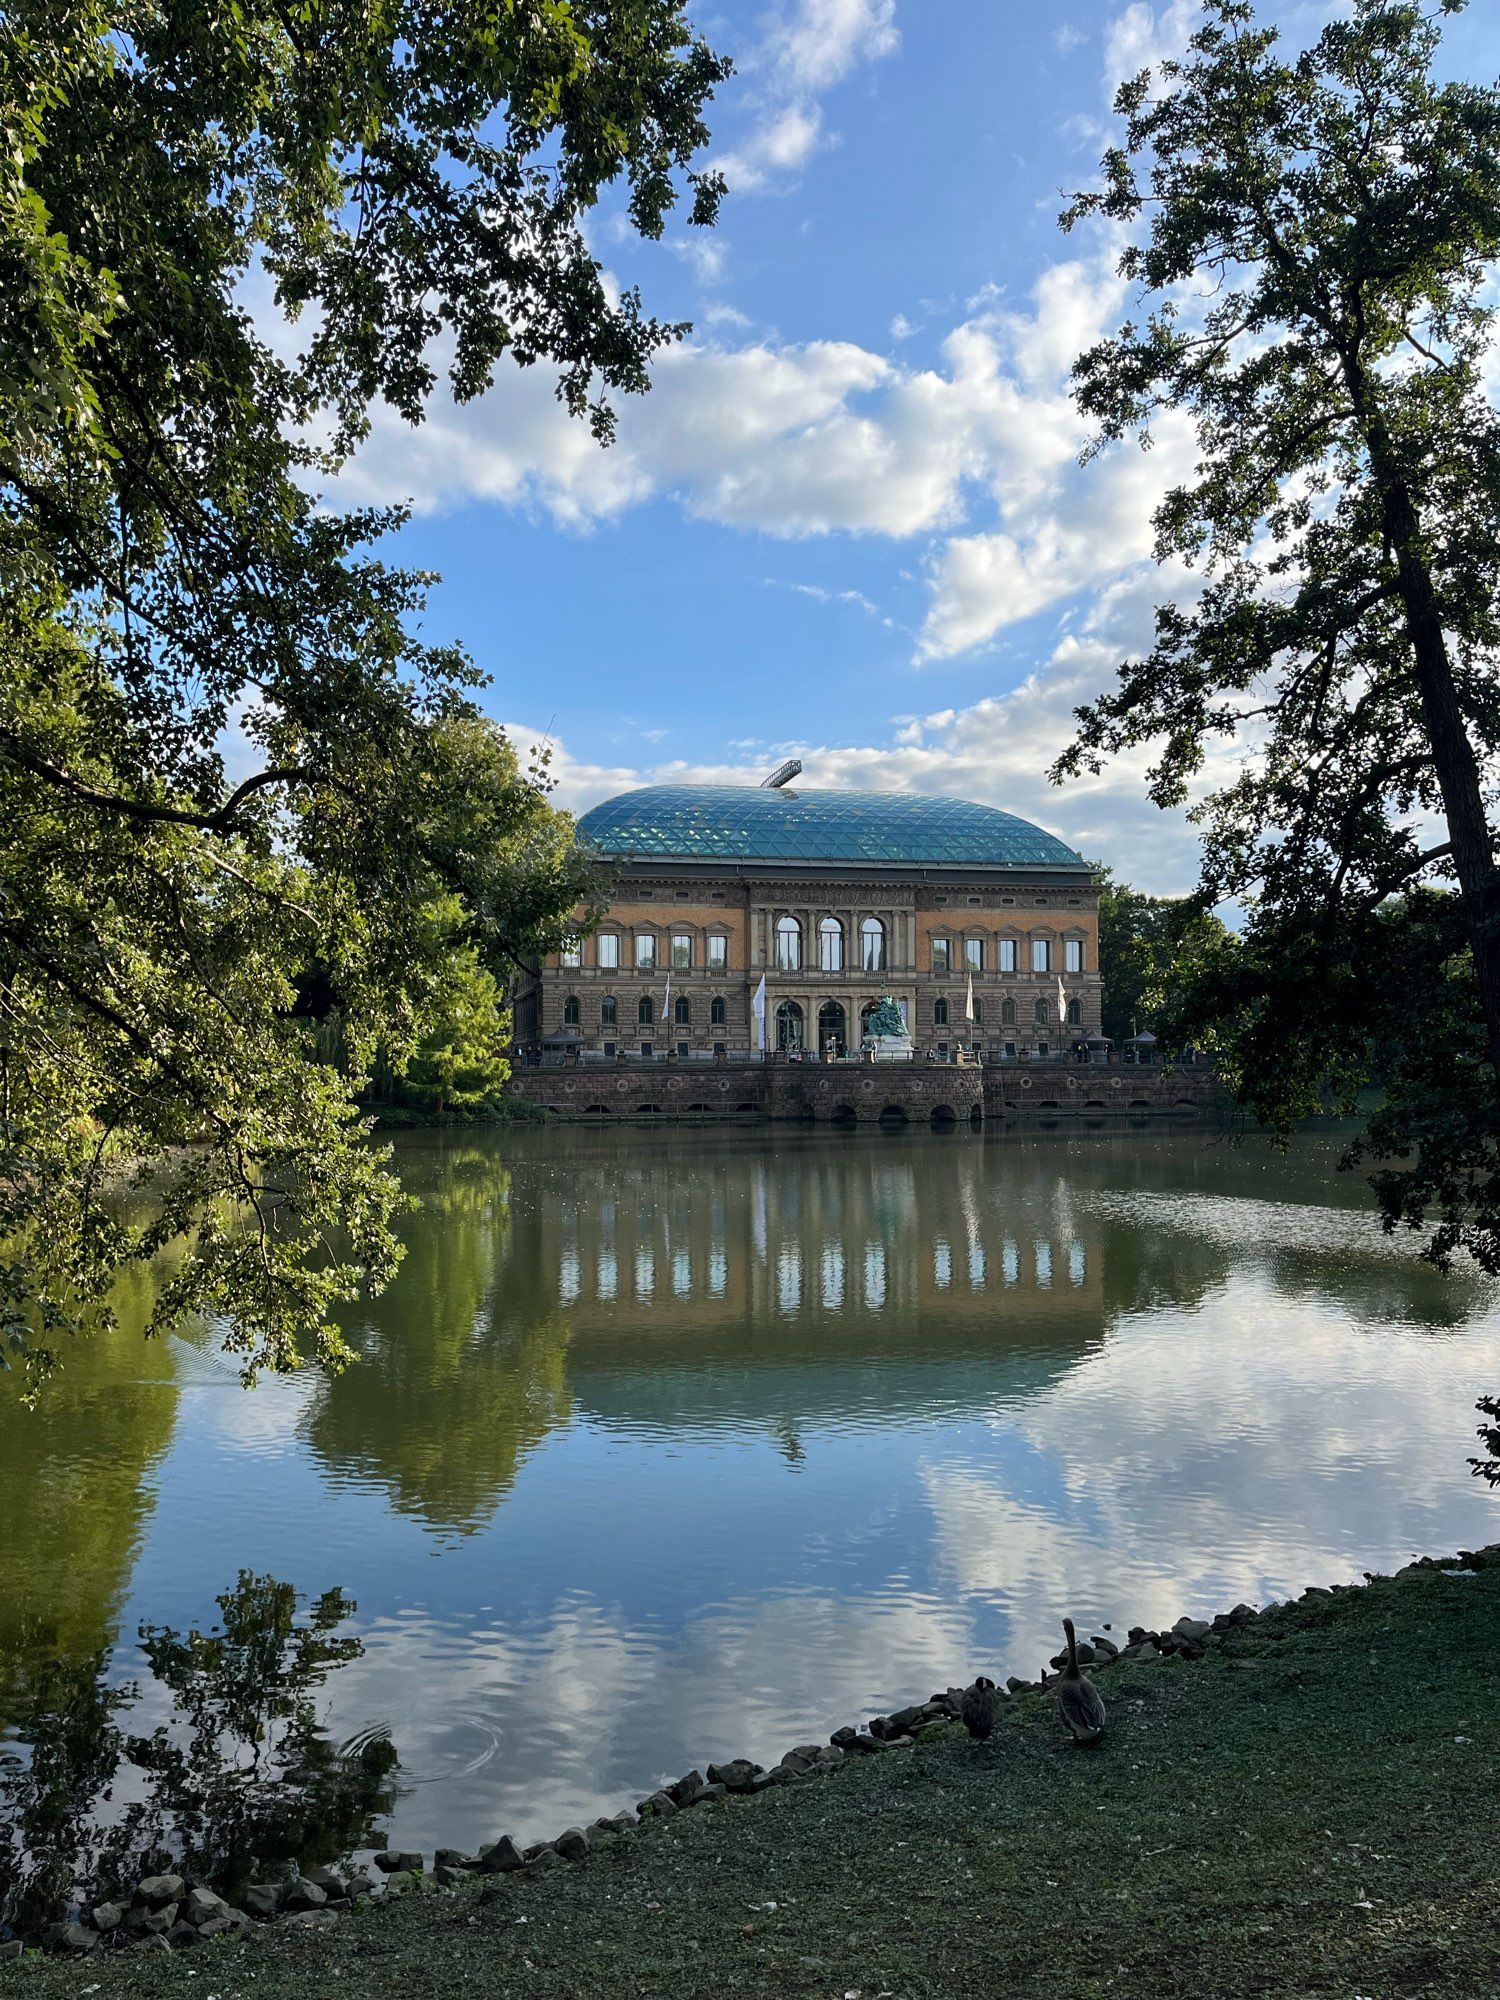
[6,1556,1499,1999]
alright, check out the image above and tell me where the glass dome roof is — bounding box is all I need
[576,786,1088,870]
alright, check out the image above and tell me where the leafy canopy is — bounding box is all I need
[1057,0,1500,1243]
[1056,0,1500,1478]
[0,0,726,1390]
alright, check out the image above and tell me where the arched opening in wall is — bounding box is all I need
[969,1102,983,1124]
[1083,1100,1107,1111]
[860,916,887,972]
[776,913,803,971]
[683,1102,714,1119]
[930,1103,957,1127]
[818,999,847,1056]
[562,995,581,1026]
[1067,998,1082,1026]
[638,995,654,1027]
[1129,1099,1152,1110]
[582,1103,612,1117]
[674,995,691,1027]
[818,915,844,972]
[776,999,805,1051]
[829,1103,858,1126]
[878,1103,909,1129]
[933,997,949,1027]
[1034,999,1049,1025]
[735,1100,761,1117]
[635,1102,665,1117]
[1037,1099,1061,1110]
[1001,999,1016,1027]
[1175,1099,1201,1113]
[710,996,727,1027]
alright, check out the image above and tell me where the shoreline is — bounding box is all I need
[6,1545,1499,1994]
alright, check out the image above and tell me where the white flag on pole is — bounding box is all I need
[965,970,975,1023]
[662,970,672,1034]
[751,972,767,1051]
[1056,974,1067,1023]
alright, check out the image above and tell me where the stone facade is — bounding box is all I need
[517,866,1103,1060]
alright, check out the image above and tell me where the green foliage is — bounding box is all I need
[0,1572,396,1939]
[1057,1,1500,1231]
[1094,867,1228,1043]
[1057,0,1500,1477]
[0,1,724,1389]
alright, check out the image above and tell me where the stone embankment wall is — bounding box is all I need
[514,1058,1226,1125]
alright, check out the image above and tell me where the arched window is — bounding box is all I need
[1001,998,1016,1026]
[563,995,581,1026]
[973,1000,983,1025]
[818,916,843,972]
[710,995,726,1027]
[934,997,949,1027]
[1067,998,1082,1026]
[860,916,886,972]
[776,999,805,1050]
[638,995,654,1027]
[601,995,617,1026]
[674,995,691,1026]
[1034,998,1048,1025]
[776,914,803,970]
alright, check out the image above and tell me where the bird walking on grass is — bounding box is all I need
[1056,1618,1106,1744]
[960,1675,1001,1742]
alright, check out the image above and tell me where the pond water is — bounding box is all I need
[4,1124,1500,1863]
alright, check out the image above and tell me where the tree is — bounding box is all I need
[1,2,727,1390]
[0,1573,396,1938]
[1096,868,1184,1040]
[1056,0,1500,1478]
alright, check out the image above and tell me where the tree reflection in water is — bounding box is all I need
[0,1572,396,1942]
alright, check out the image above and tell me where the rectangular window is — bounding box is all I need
[708,934,728,972]
[1031,939,1050,973]
[672,933,692,970]
[931,937,950,973]
[1065,939,1084,973]
[635,934,657,970]
[596,933,620,969]
[999,938,1017,973]
[965,938,983,973]
[560,936,582,968]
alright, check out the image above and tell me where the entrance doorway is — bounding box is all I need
[776,999,805,1051]
[818,1000,847,1057]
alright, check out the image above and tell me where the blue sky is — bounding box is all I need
[326,0,1500,894]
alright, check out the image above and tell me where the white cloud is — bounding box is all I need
[665,235,728,285]
[889,311,919,341]
[1103,0,1197,98]
[712,0,900,192]
[1053,22,1086,54]
[764,0,899,92]
[330,248,1154,648]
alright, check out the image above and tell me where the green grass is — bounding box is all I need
[6,1556,1500,1999]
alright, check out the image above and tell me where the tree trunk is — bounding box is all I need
[1380,476,1500,1076]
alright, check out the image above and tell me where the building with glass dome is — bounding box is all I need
[517,778,1102,1061]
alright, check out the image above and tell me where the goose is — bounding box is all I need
[959,1675,1001,1742]
[1056,1618,1105,1744]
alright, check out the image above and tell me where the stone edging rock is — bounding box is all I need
[15,1545,1497,1960]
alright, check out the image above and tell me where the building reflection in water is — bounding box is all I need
[8,1126,1499,1874]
